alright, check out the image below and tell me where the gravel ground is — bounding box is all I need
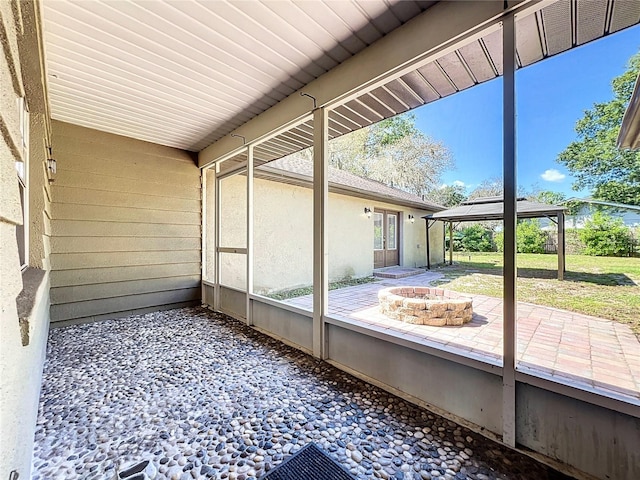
[32,307,572,480]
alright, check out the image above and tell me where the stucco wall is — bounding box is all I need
[217,174,444,294]
[0,1,52,478]
[49,121,202,324]
[567,203,640,228]
[29,112,52,269]
[203,168,215,281]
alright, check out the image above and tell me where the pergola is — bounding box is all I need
[423,196,567,280]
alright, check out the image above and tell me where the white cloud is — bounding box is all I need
[540,169,566,182]
[440,180,470,190]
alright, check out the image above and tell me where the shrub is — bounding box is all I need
[516,219,547,253]
[494,231,504,252]
[458,224,494,252]
[631,227,640,257]
[579,212,631,256]
[565,229,585,255]
[494,220,548,254]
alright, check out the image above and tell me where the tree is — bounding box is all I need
[467,177,538,201]
[424,184,467,207]
[467,178,503,201]
[458,225,494,252]
[557,51,640,205]
[494,220,547,254]
[295,113,454,198]
[535,190,566,206]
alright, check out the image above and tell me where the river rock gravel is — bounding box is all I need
[32,307,572,480]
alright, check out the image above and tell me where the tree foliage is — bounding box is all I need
[467,178,504,201]
[535,190,566,206]
[467,178,534,201]
[579,212,631,256]
[494,220,548,254]
[300,114,453,198]
[424,184,467,207]
[457,225,494,252]
[516,220,547,254]
[557,51,640,205]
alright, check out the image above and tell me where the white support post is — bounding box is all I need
[313,107,329,359]
[201,167,207,301]
[246,145,254,325]
[557,211,565,280]
[502,12,518,447]
[214,162,221,312]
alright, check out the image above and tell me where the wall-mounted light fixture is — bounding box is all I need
[408,214,415,223]
[364,207,372,218]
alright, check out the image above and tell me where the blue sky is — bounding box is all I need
[414,25,640,198]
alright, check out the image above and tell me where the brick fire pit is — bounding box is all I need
[378,287,473,326]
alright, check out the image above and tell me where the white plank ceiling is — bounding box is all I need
[42,0,435,151]
[42,0,640,154]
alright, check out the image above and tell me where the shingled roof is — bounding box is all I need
[425,196,565,222]
[256,156,444,211]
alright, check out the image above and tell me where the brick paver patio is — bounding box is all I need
[284,271,640,403]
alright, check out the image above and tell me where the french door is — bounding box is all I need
[373,209,399,268]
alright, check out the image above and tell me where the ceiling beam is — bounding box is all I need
[199,0,543,168]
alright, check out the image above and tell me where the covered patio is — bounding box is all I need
[3,1,640,480]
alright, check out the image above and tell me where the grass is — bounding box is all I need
[433,252,640,335]
[266,276,378,301]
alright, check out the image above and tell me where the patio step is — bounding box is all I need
[373,267,426,279]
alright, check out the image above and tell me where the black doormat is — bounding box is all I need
[260,443,355,480]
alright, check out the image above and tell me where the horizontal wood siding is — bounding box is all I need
[50,121,201,323]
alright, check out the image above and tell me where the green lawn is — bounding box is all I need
[433,252,640,334]
[265,276,377,301]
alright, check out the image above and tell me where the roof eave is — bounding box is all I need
[256,166,442,212]
[564,197,640,211]
[423,208,567,222]
[617,73,640,150]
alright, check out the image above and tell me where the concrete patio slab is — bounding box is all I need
[373,266,428,279]
[284,273,640,403]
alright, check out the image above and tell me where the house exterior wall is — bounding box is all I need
[216,174,444,294]
[0,1,52,478]
[567,203,640,229]
[49,121,202,324]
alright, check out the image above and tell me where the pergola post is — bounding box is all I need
[246,144,254,325]
[425,219,431,270]
[443,225,446,265]
[449,221,454,266]
[557,211,565,280]
[312,107,329,359]
[502,12,518,448]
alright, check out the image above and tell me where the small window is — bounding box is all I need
[16,97,29,270]
[387,214,397,250]
[373,212,384,250]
